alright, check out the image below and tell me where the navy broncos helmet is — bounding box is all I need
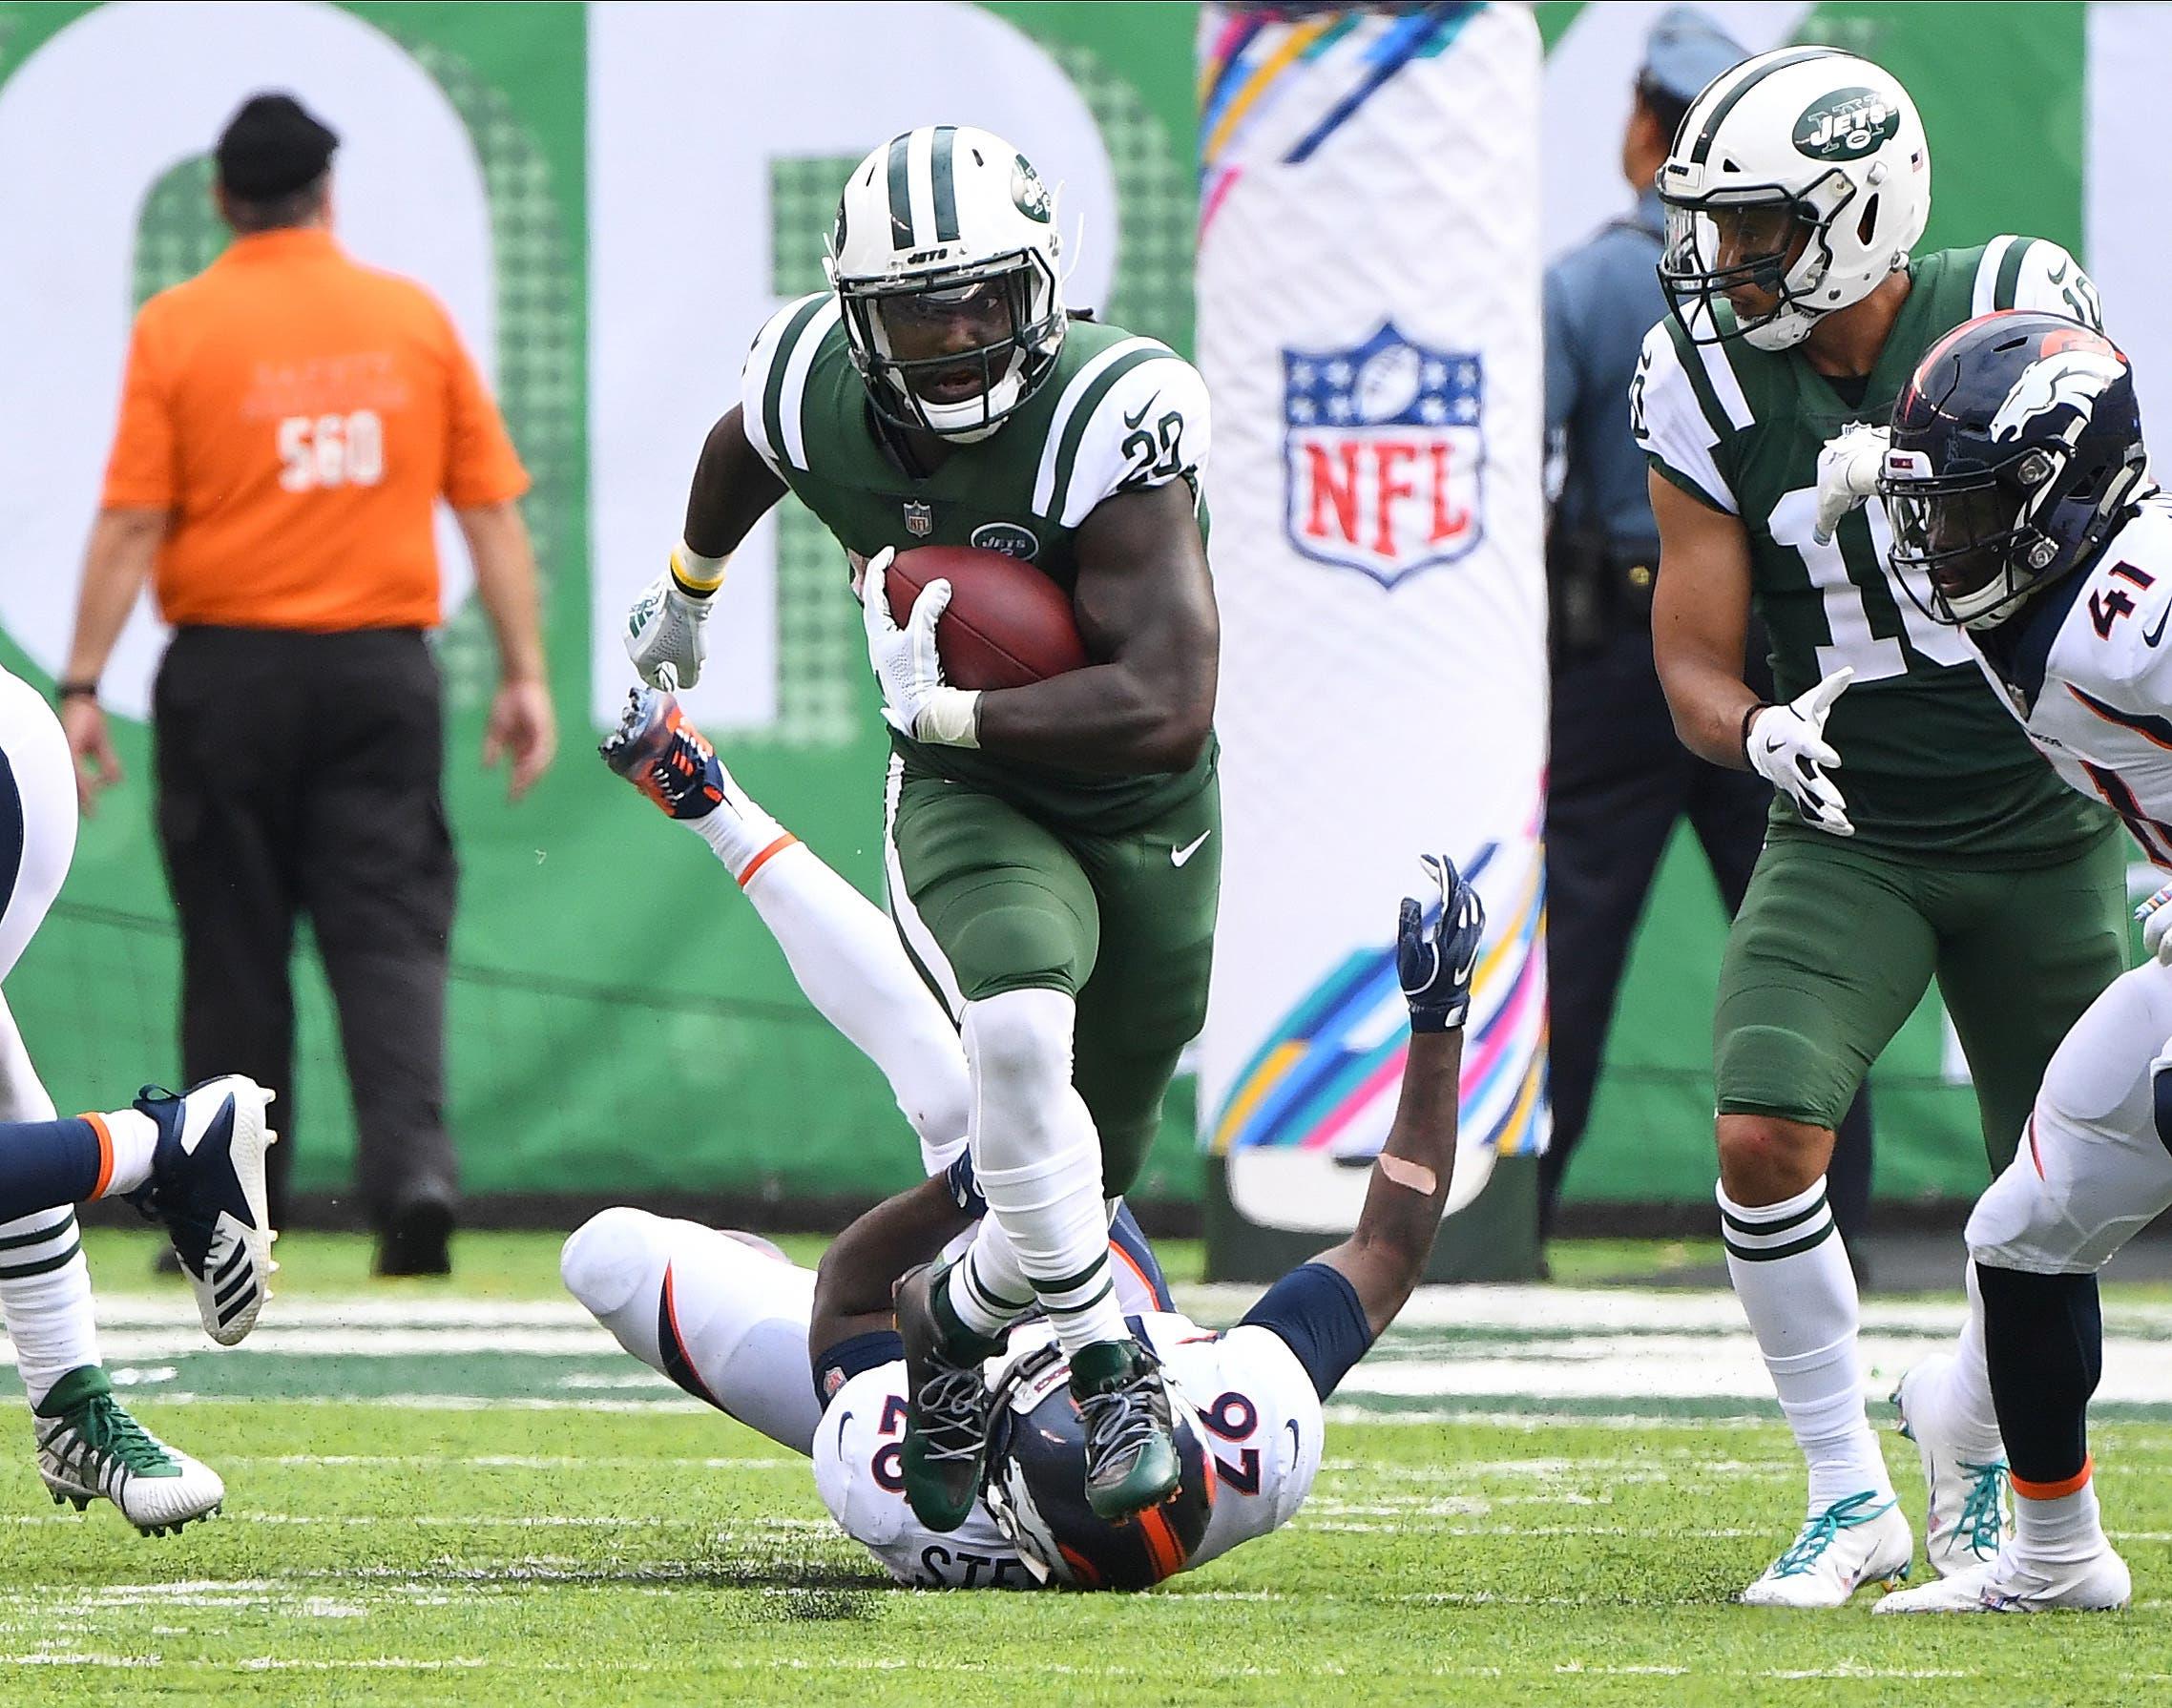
[1880,308,2148,630]
[981,1342,1215,1591]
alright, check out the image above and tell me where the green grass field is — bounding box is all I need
[6,1229,2167,1706]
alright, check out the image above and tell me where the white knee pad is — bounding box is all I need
[561,1206,821,1455]
[1968,1120,2172,1276]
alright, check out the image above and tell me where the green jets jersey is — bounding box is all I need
[1633,237,2116,861]
[742,293,1214,834]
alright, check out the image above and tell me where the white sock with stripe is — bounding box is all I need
[1720,1177,1893,1512]
[732,840,970,1174]
[689,777,789,882]
[0,1208,96,1407]
[950,989,1125,1356]
[2013,1463,2109,1567]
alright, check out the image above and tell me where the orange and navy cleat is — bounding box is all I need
[600,687,728,821]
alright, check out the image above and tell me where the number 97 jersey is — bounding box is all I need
[1633,235,2116,863]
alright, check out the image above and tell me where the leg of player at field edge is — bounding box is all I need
[601,689,971,1173]
[1879,965,2171,1613]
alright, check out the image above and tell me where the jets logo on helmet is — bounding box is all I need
[1879,310,2149,630]
[1657,48,1930,351]
[1792,88,1900,161]
[827,125,1068,443]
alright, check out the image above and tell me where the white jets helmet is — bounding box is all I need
[1657,47,1930,352]
[826,125,1067,443]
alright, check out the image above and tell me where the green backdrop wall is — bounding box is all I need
[0,2,2141,1212]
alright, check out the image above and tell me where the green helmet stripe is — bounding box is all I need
[1992,237,2033,310]
[886,132,914,248]
[1687,48,1836,167]
[929,125,960,244]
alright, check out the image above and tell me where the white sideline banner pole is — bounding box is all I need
[1195,2,1548,1238]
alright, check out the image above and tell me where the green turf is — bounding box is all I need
[5,1402,2168,1706]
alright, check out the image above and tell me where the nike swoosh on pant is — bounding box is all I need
[1170,830,1212,867]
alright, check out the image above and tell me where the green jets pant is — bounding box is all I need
[883,752,1221,1196]
[1714,823,2129,1172]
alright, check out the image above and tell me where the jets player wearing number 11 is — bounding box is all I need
[1825,311,2157,1614]
[1634,45,2130,1604]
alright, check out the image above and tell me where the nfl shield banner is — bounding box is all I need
[1284,325,1484,585]
[1195,2,1547,1280]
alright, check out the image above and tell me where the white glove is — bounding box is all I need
[1745,667,1855,837]
[1812,424,1890,547]
[861,548,981,747]
[625,551,718,692]
[2138,882,2172,966]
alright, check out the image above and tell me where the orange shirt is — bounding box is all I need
[100,228,529,632]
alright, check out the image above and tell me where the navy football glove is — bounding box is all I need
[1396,855,1485,1033]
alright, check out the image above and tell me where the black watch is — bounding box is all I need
[55,679,98,703]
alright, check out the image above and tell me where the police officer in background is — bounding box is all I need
[1540,9,1873,1249]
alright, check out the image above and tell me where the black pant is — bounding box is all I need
[1540,628,1874,1238]
[152,627,458,1227]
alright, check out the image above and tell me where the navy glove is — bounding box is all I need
[1396,854,1485,1033]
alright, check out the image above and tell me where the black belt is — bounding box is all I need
[1547,531,1661,658]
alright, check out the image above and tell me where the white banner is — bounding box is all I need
[1196,2,1548,1234]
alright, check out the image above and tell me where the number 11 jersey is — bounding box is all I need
[1634,236,2114,860]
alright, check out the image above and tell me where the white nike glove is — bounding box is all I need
[1812,424,1890,547]
[2138,881,2172,966]
[862,548,981,747]
[1744,667,1855,837]
[625,545,724,691]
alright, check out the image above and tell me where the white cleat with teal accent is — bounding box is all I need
[1739,1493,1913,1608]
[1875,1544,2130,1614]
[1894,1353,2013,1577]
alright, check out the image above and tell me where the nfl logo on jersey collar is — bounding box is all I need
[1283,323,1484,588]
[903,500,934,537]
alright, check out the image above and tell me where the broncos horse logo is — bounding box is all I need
[1989,344,2128,445]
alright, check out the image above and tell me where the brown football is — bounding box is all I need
[885,544,1090,691]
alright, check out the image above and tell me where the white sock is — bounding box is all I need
[953,989,1125,1355]
[0,1021,98,1406]
[94,1109,160,1198]
[1939,1260,2006,1462]
[0,1208,97,1406]
[1720,1177,1892,1512]
[948,1215,1035,1341]
[689,771,791,882]
[738,842,970,1174]
[2013,1468,2108,1567]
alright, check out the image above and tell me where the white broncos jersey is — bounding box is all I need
[1977,494,2172,854]
[812,1309,1324,1589]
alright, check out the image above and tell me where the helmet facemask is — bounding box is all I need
[833,249,1063,444]
[1882,449,2065,629]
[1659,170,1854,351]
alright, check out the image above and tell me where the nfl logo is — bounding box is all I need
[1283,323,1485,588]
[903,500,934,538]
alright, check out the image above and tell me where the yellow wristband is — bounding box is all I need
[670,541,729,597]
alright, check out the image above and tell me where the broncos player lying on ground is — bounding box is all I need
[622,124,1222,1533]
[0,659,276,1537]
[1637,44,2130,1604]
[579,691,1481,1587]
[1803,309,2162,1613]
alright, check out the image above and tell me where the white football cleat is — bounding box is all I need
[1875,1543,2131,1614]
[34,1366,225,1536]
[1894,1353,2012,1576]
[128,1076,278,1345]
[1739,1492,1913,1608]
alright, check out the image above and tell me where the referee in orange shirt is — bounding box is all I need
[58,94,554,1276]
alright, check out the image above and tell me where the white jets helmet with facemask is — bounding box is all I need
[826,125,1067,443]
[1657,47,1930,352]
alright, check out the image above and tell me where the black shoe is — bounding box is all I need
[375,1198,454,1278]
[895,1261,1001,1532]
[1071,1337,1180,1521]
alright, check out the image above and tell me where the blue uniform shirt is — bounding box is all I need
[1544,186,1667,546]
